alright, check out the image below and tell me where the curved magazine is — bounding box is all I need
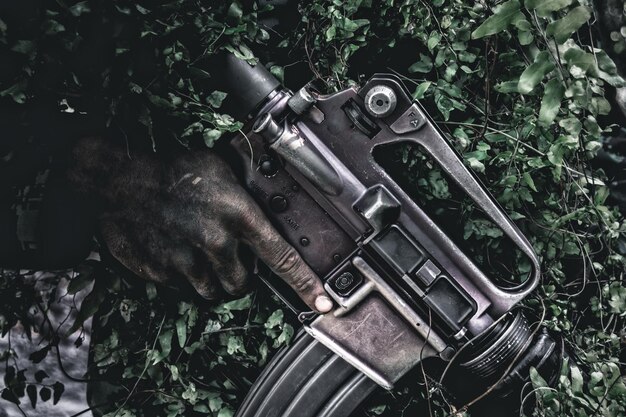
[235,330,377,417]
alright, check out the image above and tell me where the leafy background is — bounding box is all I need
[1,0,626,416]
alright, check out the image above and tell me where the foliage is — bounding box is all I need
[527,359,626,417]
[1,0,626,416]
[0,0,272,149]
[77,263,295,417]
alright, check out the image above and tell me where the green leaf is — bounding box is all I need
[165,403,184,417]
[530,366,548,388]
[434,91,454,120]
[523,172,538,191]
[0,82,26,104]
[610,376,626,397]
[561,45,625,85]
[153,330,173,364]
[454,128,470,148]
[518,30,533,45]
[464,218,503,239]
[218,408,234,417]
[11,40,35,55]
[176,318,187,348]
[42,19,66,35]
[265,310,284,329]
[203,129,222,147]
[471,0,522,39]
[524,0,573,16]
[68,1,91,17]
[607,284,626,314]
[135,4,150,14]
[466,157,485,173]
[206,91,227,108]
[539,78,565,126]
[227,2,243,21]
[224,44,255,64]
[425,170,451,199]
[408,54,433,73]
[412,81,432,99]
[211,113,237,129]
[590,97,611,116]
[325,25,336,41]
[208,395,224,412]
[341,17,369,32]
[571,365,584,394]
[147,92,176,110]
[68,282,106,334]
[427,32,441,51]
[226,335,245,355]
[558,117,582,136]
[494,80,519,93]
[182,382,198,403]
[546,6,591,44]
[594,50,626,85]
[193,404,210,413]
[211,295,252,314]
[594,186,610,205]
[518,51,555,94]
[270,65,284,83]
[275,324,294,346]
[203,319,222,334]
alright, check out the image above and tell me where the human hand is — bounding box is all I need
[67,137,333,313]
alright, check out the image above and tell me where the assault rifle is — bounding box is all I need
[218,54,565,416]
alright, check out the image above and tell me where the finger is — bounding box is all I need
[167,246,220,300]
[236,200,333,313]
[99,214,168,283]
[205,239,250,296]
[100,214,220,300]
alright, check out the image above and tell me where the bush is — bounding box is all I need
[1,0,625,416]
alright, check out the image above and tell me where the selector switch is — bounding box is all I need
[269,195,288,212]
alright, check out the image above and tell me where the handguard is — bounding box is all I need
[228,59,541,390]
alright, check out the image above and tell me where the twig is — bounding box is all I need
[114,314,167,415]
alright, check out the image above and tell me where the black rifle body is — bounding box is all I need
[222,55,561,412]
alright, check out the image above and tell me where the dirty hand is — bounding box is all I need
[67,137,333,313]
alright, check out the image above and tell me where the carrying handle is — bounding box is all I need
[373,103,541,298]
